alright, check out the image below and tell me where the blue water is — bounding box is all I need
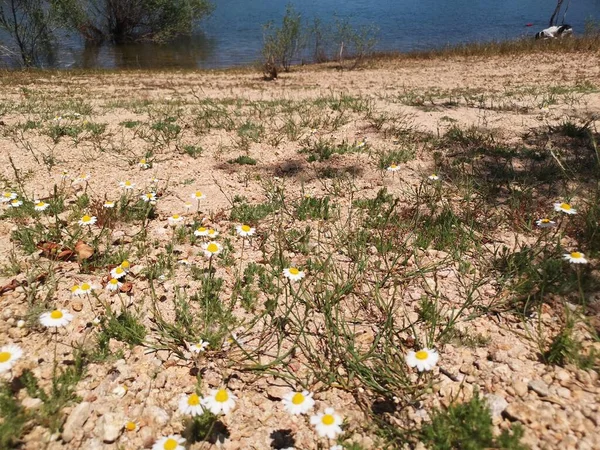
[5,0,600,69]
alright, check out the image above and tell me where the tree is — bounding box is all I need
[54,0,213,44]
[261,3,304,73]
[0,0,56,66]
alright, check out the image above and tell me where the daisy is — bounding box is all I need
[406,348,439,372]
[283,267,305,281]
[106,278,122,292]
[202,242,222,259]
[191,191,205,201]
[149,177,159,184]
[124,420,138,432]
[201,389,237,415]
[40,309,74,328]
[73,173,90,184]
[190,340,209,353]
[103,201,116,209]
[111,266,127,279]
[70,284,83,297]
[179,393,205,416]
[184,202,192,211]
[387,164,400,172]
[194,227,209,237]
[120,260,131,271]
[563,251,588,264]
[119,180,135,190]
[60,171,69,180]
[554,202,577,215]
[79,282,94,295]
[310,408,343,439]
[168,214,184,226]
[141,192,156,203]
[139,159,150,169]
[206,229,219,239]
[112,384,128,398]
[78,215,97,226]
[0,344,23,374]
[8,199,22,208]
[1,192,17,203]
[236,224,256,237]
[536,218,556,228]
[153,435,185,450]
[34,201,49,211]
[282,390,315,415]
[428,174,440,181]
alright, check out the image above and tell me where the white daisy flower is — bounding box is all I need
[8,199,22,208]
[387,164,400,172]
[428,174,440,181]
[282,390,315,415]
[119,180,135,190]
[191,191,205,201]
[78,282,95,295]
[78,215,97,226]
[1,192,17,203]
[112,384,128,398]
[123,420,138,432]
[0,344,23,374]
[178,393,205,416]
[283,267,305,281]
[201,388,236,415]
[120,260,131,272]
[60,171,69,180]
[236,224,256,237]
[149,177,159,184]
[563,251,588,264]
[310,407,343,439]
[34,201,49,211]
[168,214,184,226]
[554,202,577,215]
[194,227,209,237]
[184,202,192,210]
[106,278,122,292]
[73,173,91,184]
[40,309,73,328]
[139,159,150,169]
[70,284,83,297]
[152,435,185,450]
[190,340,209,353]
[110,266,127,279]
[141,192,157,202]
[103,201,116,208]
[406,348,439,372]
[202,241,222,259]
[536,218,556,228]
[206,229,219,239]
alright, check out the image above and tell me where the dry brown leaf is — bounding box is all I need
[74,240,94,260]
[120,282,133,293]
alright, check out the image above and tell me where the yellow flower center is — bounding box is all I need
[321,414,335,425]
[241,225,251,232]
[571,252,582,259]
[125,421,136,431]
[541,219,550,223]
[197,227,206,233]
[2,193,10,198]
[82,215,91,222]
[71,285,80,292]
[125,181,131,186]
[121,260,130,269]
[109,279,118,285]
[146,193,153,199]
[415,350,429,360]
[195,191,203,198]
[115,267,124,274]
[36,202,44,207]
[289,268,299,275]
[390,164,397,168]
[291,392,305,405]
[50,310,63,319]
[187,393,200,406]
[172,215,180,220]
[163,438,178,450]
[140,159,146,164]
[207,243,218,253]
[208,229,216,235]
[81,283,90,291]
[561,203,571,210]
[0,352,11,363]
[215,389,228,403]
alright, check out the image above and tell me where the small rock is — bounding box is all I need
[62,402,92,443]
[71,301,83,312]
[21,397,43,410]
[144,406,170,427]
[485,394,508,418]
[528,380,549,397]
[556,387,571,399]
[504,402,534,423]
[96,412,123,443]
[513,381,528,398]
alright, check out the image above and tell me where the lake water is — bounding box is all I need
[4,0,600,69]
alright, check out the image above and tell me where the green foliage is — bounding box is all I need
[183,145,204,158]
[262,3,304,72]
[296,195,332,220]
[228,155,257,165]
[98,310,147,348]
[299,138,365,162]
[230,196,281,223]
[0,383,28,448]
[420,393,528,450]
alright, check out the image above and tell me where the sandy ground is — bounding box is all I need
[0,51,599,449]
